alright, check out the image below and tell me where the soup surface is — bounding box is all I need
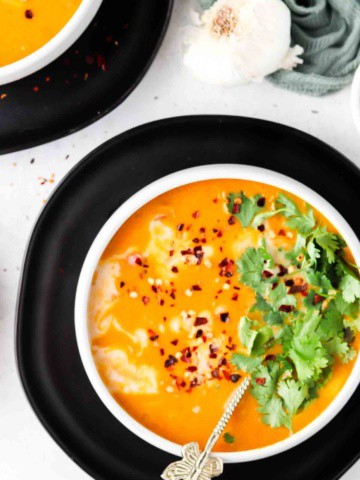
[0,0,82,67]
[89,179,360,452]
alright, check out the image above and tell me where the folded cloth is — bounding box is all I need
[199,0,360,96]
[269,0,360,96]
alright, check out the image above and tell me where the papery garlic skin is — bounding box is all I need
[183,0,303,86]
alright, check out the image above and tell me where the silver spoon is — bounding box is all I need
[161,376,251,480]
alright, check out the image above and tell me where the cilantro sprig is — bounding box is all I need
[230,191,360,431]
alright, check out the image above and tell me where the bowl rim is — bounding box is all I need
[0,0,103,85]
[75,164,360,463]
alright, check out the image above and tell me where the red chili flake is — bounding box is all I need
[232,203,240,214]
[85,55,95,65]
[231,293,238,301]
[181,347,192,363]
[25,9,34,19]
[171,266,178,273]
[159,299,165,306]
[190,378,199,388]
[256,377,266,385]
[160,348,165,356]
[278,229,286,236]
[212,368,220,378]
[194,317,208,326]
[192,238,200,244]
[194,246,204,265]
[200,227,206,233]
[223,371,231,381]
[195,329,203,339]
[177,223,184,231]
[169,250,174,257]
[230,374,241,383]
[165,355,178,368]
[192,285,202,291]
[209,344,219,354]
[289,283,308,294]
[148,329,159,341]
[220,312,230,323]
[181,248,193,255]
[257,197,266,207]
[151,285,158,293]
[135,257,142,266]
[33,86,39,92]
[171,339,179,346]
[257,224,265,232]
[279,305,294,313]
[233,286,240,290]
[228,216,236,225]
[219,357,227,366]
[272,282,279,290]
[278,265,288,277]
[120,281,125,288]
[216,230,223,238]
[313,294,325,305]
[265,354,276,361]
[170,290,176,300]
[142,296,150,305]
[213,228,218,233]
[96,54,107,71]
[209,353,217,359]
[213,198,218,203]
[187,366,197,372]
[176,378,186,388]
[262,270,273,278]
[45,76,50,83]
[192,211,200,219]
[218,258,235,277]
[285,279,294,287]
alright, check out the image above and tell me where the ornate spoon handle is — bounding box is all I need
[204,375,251,453]
[161,376,251,480]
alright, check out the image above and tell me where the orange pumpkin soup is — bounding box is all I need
[0,0,82,67]
[88,179,360,452]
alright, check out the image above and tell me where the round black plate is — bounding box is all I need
[16,116,360,480]
[0,0,172,154]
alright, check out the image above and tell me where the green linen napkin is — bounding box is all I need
[199,0,360,96]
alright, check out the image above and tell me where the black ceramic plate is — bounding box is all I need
[17,116,360,480]
[0,0,172,154]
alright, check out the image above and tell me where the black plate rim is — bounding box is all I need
[2,0,174,155]
[15,115,360,480]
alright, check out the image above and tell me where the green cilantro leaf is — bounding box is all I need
[231,353,262,373]
[238,316,258,353]
[223,432,235,444]
[269,283,297,311]
[277,379,308,416]
[286,205,315,234]
[227,192,264,227]
[289,335,328,382]
[339,271,360,303]
[259,397,291,429]
[313,227,340,264]
[237,247,274,293]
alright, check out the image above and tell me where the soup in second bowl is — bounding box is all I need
[0,0,82,67]
[88,179,360,452]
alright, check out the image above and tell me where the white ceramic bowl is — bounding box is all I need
[75,164,360,463]
[351,64,360,136]
[0,0,103,85]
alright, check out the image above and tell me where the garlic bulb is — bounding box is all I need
[183,0,303,86]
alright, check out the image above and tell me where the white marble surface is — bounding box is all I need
[1,0,360,478]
